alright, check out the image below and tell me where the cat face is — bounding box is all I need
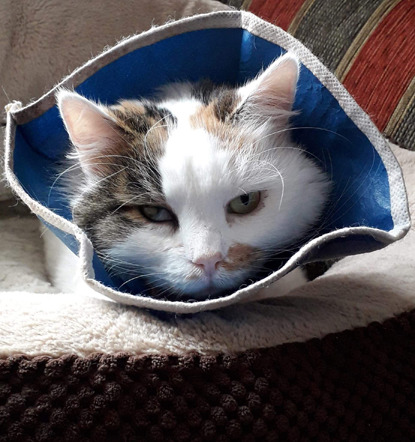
[57,54,330,300]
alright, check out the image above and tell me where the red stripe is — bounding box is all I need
[343,0,415,131]
[249,0,308,31]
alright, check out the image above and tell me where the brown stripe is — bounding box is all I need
[389,86,415,151]
[293,0,386,72]
[336,0,402,81]
[343,0,415,131]
[384,76,415,140]
[287,0,317,35]
[241,0,253,9]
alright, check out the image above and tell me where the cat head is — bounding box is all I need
[57,53,330,300]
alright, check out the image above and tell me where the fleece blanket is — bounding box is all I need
[0,142,413,357]
[0,0,230,201]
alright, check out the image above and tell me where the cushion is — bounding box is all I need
[247,0,415,150]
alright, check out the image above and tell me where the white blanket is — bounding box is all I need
[0,144,413,357]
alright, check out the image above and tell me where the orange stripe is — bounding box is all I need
[343,0,415,131]
[384,76,415,136]
[249,0,308,31]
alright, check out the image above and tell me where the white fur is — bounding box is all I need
[42,229,114,301]
[56,89,119,183]
[109,118,328,297]
[58,54,330,299]
[107,56,330,298]
[238,53,300,112]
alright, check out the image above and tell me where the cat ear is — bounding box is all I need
[57,89,120,177]
[237,53,300,121]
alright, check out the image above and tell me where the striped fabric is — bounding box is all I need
[247,0,415,150]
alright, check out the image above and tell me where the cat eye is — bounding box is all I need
[140,205,175,223]
[227,191,261,215]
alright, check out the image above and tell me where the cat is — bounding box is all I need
[46,53,331,301]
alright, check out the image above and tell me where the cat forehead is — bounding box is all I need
[109,83,243,156]
[159,124,236,200]
[159,82,242,137]
[102,88,247,208]
[157,86,247,197]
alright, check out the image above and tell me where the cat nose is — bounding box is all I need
[192,252,224,277]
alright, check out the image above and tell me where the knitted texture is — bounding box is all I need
[1,310,415,441]
[248,0,415,150]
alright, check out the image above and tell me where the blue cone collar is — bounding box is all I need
[5,11,410,313]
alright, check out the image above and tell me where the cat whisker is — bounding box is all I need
[97,256,150,271]
[48,161,86,205]
[253,126,353,146]
[139,280,173,298]
[118,271,166,289]
[98,257,150,272]
[92,166,128,187]
[143,115,170,147]
[263,164,285,210]
[48,158,139,205]
[248,144,329,172]
[108,195,144,216]
[314,147,377,230]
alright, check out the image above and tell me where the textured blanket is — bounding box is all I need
[1,313,415,441]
